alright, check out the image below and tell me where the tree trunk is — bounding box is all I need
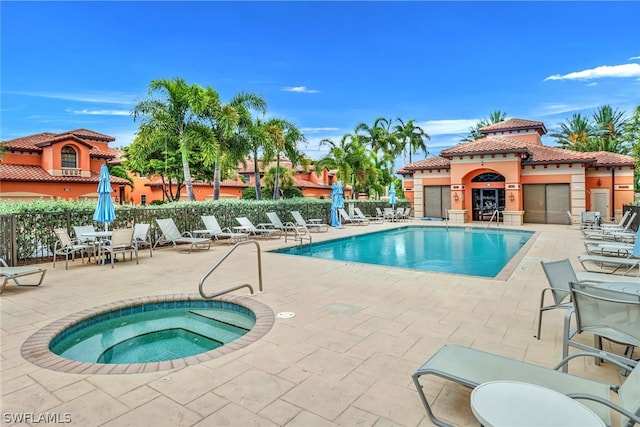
[253,152,262,200]
[181,144,196,201]
[213,156,221,201]
[273,156,280,200]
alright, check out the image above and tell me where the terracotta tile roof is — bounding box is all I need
[523,144,595,165]
[292,177,332,190]
[479,118,547,135]
[590,151,635,167]
[440,136,530,157]
[1,129,117,159]
[0,164,130,185]
[145,179,249,188]
[399,156,451,172]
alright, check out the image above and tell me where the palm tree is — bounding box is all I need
[202,90,266,200]
[133,78,214,201]
[549,113,597,150]
[589,105,630,154]
[394,118,430,164]
[461,110,507,142]
[260,118,305,200]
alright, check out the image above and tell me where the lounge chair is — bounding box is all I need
[383,207,395,221]
[564,282,640,373]
[599,210,631,230]
[264,212,299,234]
[290,211,329,232]
[584,212,637,240]
[101,228,139,268]
[235,217,282,239]
[412,344,640,427]
[578,228,640,275]
[133,223,153,257]
[580,211,601,231]
[0,257,47,294]
[198,215,248,244]
[354,207,382,224]
[53,228,95,269]
[375,207,385,220]
[154,218,211,253]
[338,208,369,225]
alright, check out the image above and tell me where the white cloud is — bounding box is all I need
[281,86,320,94]
[4,90,138,105]
[67,109,131,116]
[301,127,340,133]
[629,56,640,61]
[533,102,602,117]
[544,63,640,81]
[416,119,480,135]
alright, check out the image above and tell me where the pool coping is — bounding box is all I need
[21,293,275,375]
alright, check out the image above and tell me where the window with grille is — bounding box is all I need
[61,146,77,168]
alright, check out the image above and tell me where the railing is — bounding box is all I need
[486,210,501,230]
[61,168,82,177]
[286,223,312,247]
[198,240,263,299]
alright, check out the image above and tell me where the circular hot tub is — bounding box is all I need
[22,294,274,374]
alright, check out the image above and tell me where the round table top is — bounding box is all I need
[470,381,605,427]
[598,282,640,295]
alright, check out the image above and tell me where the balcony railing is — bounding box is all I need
[61,168,81,177]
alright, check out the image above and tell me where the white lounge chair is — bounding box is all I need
[290,211,329,232]
[578,228,640,275]
[354,207,382,224]
[265,212,299,234]
[338,208,369,225]
[154,218,211,253]
[0,257,47,294]
[412,344,640,427]
[383,207,395,221]
[199,215,248,244]
[235,217,282,239]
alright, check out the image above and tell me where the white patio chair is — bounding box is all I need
[290,211,329,232]
[101,228,139,268]
[133,223,153,257]
[235,217,282,239]
[154,218,211,253]
[53,228,94,270]
[338,208,369,225]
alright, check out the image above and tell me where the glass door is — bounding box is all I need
[472,189,505,221]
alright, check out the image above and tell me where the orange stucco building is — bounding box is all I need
[1,129,340,204]
[399,118,635,225]
[0,130,130,202]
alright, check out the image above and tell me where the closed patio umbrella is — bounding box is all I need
[93,164,116,231]
[331,181,345,228]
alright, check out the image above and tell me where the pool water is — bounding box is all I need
[50,304,255,364]
[273,226,533,277]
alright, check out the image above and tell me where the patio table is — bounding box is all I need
[82,231,113,265]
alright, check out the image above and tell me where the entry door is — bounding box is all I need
[591,189,610,220]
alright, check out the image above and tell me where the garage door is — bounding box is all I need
[523,184,570,224]
[424,186,451,219]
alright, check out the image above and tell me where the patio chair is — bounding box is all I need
[133,223,153,257]
[375,207,385,220]
[580,211,601,231]
[353,207,382,224]
[395,207,407,221]
[101,228,138,268]
[0,257,47,294]
[412,344,640,427]
[338,208,369,225]
[73,225,97,244]
[235,217,282,239]
[290,211,329,232]
[53,228,95,269]
[199,215,248,244]
[383,207,395,221]
[563,282,640,374]
[154,218,211,253]
[599,210,631,230]
[584,212,637,240]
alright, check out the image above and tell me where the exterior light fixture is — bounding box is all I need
[509,192,514,201]
[597,178,602,186]
[453,192,459,201]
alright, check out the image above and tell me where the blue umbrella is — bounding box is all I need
[389,182,397,207]
[93,164,116,231]
[331,181,345,228]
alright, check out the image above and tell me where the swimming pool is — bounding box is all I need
[273,226,534,278]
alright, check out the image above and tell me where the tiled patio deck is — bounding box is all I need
[0,221,630,426]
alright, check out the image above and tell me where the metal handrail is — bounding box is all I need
[285,223,312,247]
[198,239,263,299]
[486,209,501,230]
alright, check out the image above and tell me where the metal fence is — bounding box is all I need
[0,200,406,266]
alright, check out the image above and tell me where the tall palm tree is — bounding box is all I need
[133,78,214,201]
[260,119,305,200]
[461,110,507,142]
[394,118,430,164]
[202,89,266,200]
[549,113,597,150]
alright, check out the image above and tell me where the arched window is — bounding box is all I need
[471,172,505,182]
[61,146,77,168]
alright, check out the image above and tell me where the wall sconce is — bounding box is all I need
[509,192,514,201]
[453,192,459,201]
[597,178,602,186]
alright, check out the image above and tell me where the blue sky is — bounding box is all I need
[2,1,639,169]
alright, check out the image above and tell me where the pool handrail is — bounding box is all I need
[199,239,264,299]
